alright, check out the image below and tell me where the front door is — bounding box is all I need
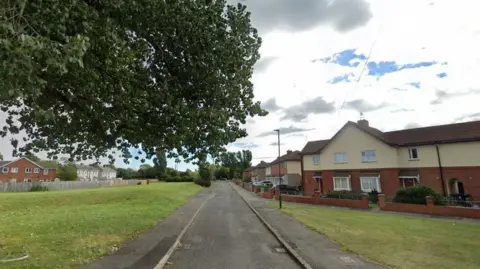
[458,181,465,195]
[402,178,415,188]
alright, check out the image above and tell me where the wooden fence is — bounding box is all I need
[0,179,132,192]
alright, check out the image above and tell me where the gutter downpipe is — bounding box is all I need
[435,144,447,196]
[300,153,304,195]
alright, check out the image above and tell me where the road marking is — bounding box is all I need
[339,256,356,263]
[153,193,214,269]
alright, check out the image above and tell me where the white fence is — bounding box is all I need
[0,180,134,192]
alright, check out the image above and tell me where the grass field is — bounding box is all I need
[0,183,202,269]
[271,202,480,269]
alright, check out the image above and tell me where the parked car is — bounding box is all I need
[254,180,272,187]
[273,184,299,195]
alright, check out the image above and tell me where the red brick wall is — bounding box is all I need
[0,159,56,183]
[270,163,287,176]
[274,193,369,209]
[260,191,273,199]
[379,168,401,197]
[302,171,320,196]
[443,167,480,199]
[379,197,480,219]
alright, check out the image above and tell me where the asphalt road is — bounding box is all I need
[165,181,301,269]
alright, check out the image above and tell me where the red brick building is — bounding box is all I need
[301,120,480,199]
[0,158,57,183]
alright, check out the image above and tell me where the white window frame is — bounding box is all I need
[361,150,376,162]
[34,168,40,173]
[312,155,320,165]
[2,167,8,173]
[25,168,32,173]
[9,178,17,183]
[408,148,419,160]
[24,178,32,183]
[360,176,381,192]
[43,169,49,175]
[399,176,419,188]
[333,176,351,191]
[334,152,347,163]
[11,167,18,173]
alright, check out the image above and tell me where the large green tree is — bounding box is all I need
[0,0,266,163]
[220,150,252,178]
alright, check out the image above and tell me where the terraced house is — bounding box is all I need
[266,150,302,187]
[0,157,57,183]
[301,119,480,199]
[249,161,269,183]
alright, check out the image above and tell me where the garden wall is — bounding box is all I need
[273,192,369,209]
[378,194,480,219]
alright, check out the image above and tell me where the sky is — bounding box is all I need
[2,0,480,170]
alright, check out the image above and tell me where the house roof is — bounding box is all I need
[254,161,270,169]
[74,164,101,170]
[319,119,480,152]
[301,139,330,154]
[384,120,480,146]
[270,150,301,165]
[243,167,254,172]
[0,157,57,169]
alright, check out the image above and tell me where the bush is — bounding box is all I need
[393,186,447,205]
[326,190,362,200]
[368,189,379,204]
[194,179,211,188]
[30,185,49,192]
[136,181,142,185]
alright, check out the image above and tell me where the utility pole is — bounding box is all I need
[274,129,282,209]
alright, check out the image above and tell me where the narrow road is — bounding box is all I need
[165,181,301,269]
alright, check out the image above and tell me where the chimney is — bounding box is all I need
[357,119,369,127]
[286,150,292,154]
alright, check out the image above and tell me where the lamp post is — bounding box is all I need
[274,129,282,209]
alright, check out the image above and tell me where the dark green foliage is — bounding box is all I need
[194,179,211,188]
[57,163,77,181]
[220,150,252,179]
[326,191,362,200]
[30,185,49,192]
[394,186,447,205]
[136,181,142,185]
[1,0,266,163]
[368,189,379,204]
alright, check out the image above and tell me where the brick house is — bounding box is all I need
[251,161,269,183]
[242,167,254,180]
[301,119,480,199]
[266,150,302,187]
[0,158,57,183]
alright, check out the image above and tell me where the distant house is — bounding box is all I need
[251,161,269,183]
[100,167,117,180]
[266,150,302,187]
[74,164,116,181]
[74,165,100,181]
[0,157,57,183]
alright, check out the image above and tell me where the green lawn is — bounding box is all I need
[270,202,480,269]
[0,183,202,269]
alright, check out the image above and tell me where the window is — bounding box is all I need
[360,177,381,192]
[43,169,49,175]
[25,168,32,173]
[11,167,18,173]
[2,167,8,173]
[23,179,32,183]
[361,150,376,162]
[34,168,40,173]
[333,177,351,191]
[334,152,347,163]
[408,148,419,160]
[312,155,320,165]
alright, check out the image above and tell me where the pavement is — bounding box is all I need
[165,181,301,269]
[232,183,388,269]
[78,186,214,269]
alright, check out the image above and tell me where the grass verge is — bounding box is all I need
[269,202,480,269]
[0,183,202,269]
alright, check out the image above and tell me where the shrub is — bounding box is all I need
[326,190,362,200]
[368,189,379,204]
[136,181,142,185]
[194,179,211,187]
[30,185,49,192]
[393,186,447,205]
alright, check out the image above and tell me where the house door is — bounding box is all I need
[457,181,465,195]
[404,178,415,187]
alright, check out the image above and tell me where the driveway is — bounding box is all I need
[165,181,300,269]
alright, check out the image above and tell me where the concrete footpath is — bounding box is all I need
[78,187,213,269]
[232,183,387,269]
